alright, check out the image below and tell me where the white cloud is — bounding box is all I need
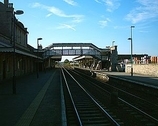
[113,25,129,29]
[31,3,84,23]
[99,20,108,28]
[95,0,120,12]
[32,2,41,8]
[47,6,84,23]
[139,30,149,33]
[56,24,76,31]
[31,3,84,31]
[105,0,120,12]
[71,15,84,23]
[126,0,158,24]
[95,0,102,4]
[63,0,78,6]
[47,6,68,17]
[32,3,84,31]
[46,13,52,17]
[99,18,111,28]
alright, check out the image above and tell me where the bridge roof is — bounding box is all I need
[47,43,95,47]
[46,43,106,51]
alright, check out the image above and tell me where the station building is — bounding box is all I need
[0,0,40,81]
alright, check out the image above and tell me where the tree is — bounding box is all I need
[64,59,69,64]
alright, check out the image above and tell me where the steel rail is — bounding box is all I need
[72,69,158,124]
[119,98,158,123]
[61,68,83,126]
[63,67,120,126]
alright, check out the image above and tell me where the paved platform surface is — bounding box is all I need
[0,69,62,126]
[96,71,158,88]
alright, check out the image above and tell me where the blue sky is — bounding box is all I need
[1,0,158,59]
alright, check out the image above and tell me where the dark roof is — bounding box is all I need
[118,54,148,59]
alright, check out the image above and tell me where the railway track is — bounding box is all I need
[63,68,158,125]
[104,74,158,121]
[61,68,122,126]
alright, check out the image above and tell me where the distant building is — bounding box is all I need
[150,56,158,63]
[117,54,149,64]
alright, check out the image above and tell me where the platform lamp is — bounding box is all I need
[128,26,135,76]
[12,10,24,94]
[37,38,42,78]
[112,41,115,47]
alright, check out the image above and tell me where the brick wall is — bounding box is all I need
[125,64,158,77]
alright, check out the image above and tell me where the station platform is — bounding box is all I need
[94,71,158,88]
[0,69,62,126]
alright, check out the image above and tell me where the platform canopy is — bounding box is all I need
[73,55,93,61]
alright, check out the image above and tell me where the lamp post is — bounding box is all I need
[112,41,115,46]
[37,38,42,78]
[12,10,24,94]
[128,26,135,76]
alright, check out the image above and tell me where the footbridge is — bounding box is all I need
[43,43,111,60]
[38,43,117,71]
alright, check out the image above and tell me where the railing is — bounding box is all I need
[43,48,101,59]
